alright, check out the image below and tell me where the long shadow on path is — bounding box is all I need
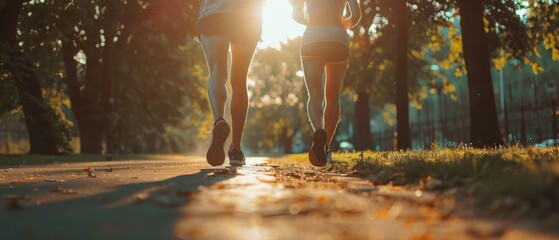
[0,169,232,240]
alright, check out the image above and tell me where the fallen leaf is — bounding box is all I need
[84,168,97,178]
[317,195,330,204]
[420,176,443,190]
[51,187,78,194]
[134,192,150,203]
[6,197,23,210]
[45,179,66,183]
[210,184,226,190]
[403,216,416,228]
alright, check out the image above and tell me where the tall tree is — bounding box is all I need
[347,0,385,151]
[457,0,504,147]
[0,0,71,154]
[394,0,411,150]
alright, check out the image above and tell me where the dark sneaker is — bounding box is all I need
[309,129,327,167]
[228,149,246,166]
[206,118,230,166]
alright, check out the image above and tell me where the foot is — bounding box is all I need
[206,118,230,166]
[309,129,327,167]
[228,149,246,166]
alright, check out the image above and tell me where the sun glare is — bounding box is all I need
[259,1,305,49]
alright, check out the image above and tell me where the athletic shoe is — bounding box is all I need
[206,118,230,166]
[309,129,327,167]
[228,149,246,166]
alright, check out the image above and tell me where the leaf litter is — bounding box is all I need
[84,167,97,178]
[51,187,78,194]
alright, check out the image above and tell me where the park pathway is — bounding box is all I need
[0,156,556,239]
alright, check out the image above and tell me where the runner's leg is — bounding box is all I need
[200,33,230,121]
[229,40,258,151]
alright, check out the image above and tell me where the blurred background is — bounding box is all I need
[0,0,557,155]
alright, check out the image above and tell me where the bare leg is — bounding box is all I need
[324,60,349,145]
[229,41,258,150]
[200,34,230,121]
[201,34,231,166]
[302,56,326,130]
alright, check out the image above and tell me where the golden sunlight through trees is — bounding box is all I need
[259,0,305,49]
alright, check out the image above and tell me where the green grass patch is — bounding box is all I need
[287,147,559,220]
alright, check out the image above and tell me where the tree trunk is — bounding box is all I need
[552,98,557,144]
[61,40,87,153]
[354,91,372,150]
[280,127,294,154]
[395,0,411,150]
[533,77,542,142]
[520,103,527,147]
[101,44,114,154]
[61,39,104,154]
[101,0,116,154]
[0,0,61,154]
[457,0,504,147]
[76,41,105,154]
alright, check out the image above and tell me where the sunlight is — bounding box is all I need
[259,0,305,49]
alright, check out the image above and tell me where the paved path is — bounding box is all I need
[0,156,556,239]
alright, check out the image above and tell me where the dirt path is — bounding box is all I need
[0,156,556,239]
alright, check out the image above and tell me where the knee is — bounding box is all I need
[325,96,340,107]
[208,66,227,84]
[308,90,324,103]
[207,80,226,92]
[230,83,248,95]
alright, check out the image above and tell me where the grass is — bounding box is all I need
[286,147,559,222]
[0,154,192,166]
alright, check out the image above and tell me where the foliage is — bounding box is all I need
[245,39,313,153]
[5,0,207,153]
[345,0,557,145]
[527,0,559,62]
[346,0,450,106]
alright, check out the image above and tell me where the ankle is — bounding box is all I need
[229,147,242,152]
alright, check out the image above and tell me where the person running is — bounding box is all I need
[290,0,361,166]
[199,0,264,166]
